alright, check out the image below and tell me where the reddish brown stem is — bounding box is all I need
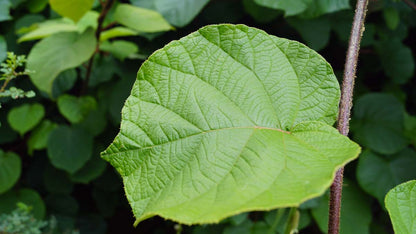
[403,0,416,10]
[328,0,369,233]
[80,0,114,95]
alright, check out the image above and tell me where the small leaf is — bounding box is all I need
[352,93,407,155]
[0,188,46,219]
[99,27,138,42]
[0,150,21,194]
[102,24,360,225]
[70,151,107,184]
[57,94,97,124]
[113,4,172,33]
[131,0,209,27]
[376,39,415,84]
[49,0,95,22]
[27,29,96,94]
[18,18,78,42]
[27,120,58,155]
[26,0,48,13]
[0,0,12,22]
[47,126,93,173]
[311,180,372,234]
[0,36,6,62]
[385,180,416,234]
[383,7,400,30]
[254,0,311,16]
[300,0,350,19]
[7,103,45,136]
[356,149,416,205]
[287,16,331,51]
[100,40,139,61]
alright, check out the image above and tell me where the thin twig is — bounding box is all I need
[0,79,11,92]
[80,0,115,95]
[328,0,369,234]
[101,21,117,31]
[403,0,416,10]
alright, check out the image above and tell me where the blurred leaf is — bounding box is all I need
[301,0,350,19]
[51,69,77,98]
[0,150,21,194]
[85,55,118,87]
[70,150,107,184]
[254,0,311,16]
[49,0,95,22]
[356,149,416,205]
[113,4,172,33]
[243,0,281,23]
[131,0,209,27]
[7,103,45,136]
[47,126,93,173]
[43,164,74,194]
[404,113,416,147]
[27,29,96,94]
[100,40,139,61]
[75,109,107,136]
[287,16,331,51]
[57,94,97,124]
[27,120,58,155]
[0,113,18,144]
[14,14,45,35]
[352,93,407,155]
[92,187,119,217]
[0,188,46,219]
[0,36,6,62]
[76,11,99,32]
[45,194,78,216]
[26,0,48,13]
[376,39,414,84]
[18,18,78,42]
[0,0,12,22]
[311,181,372,234]
[385,180,416,234]
[107,75,135,125]
[99,27,138,41]
[383,7,400,30]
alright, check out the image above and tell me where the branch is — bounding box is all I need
[403,0,416,10]
[80,0,115,95]
[328,0,369,234]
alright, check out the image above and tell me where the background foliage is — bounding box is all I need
[0,0,415,233]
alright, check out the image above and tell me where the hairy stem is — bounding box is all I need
[328,0,369,233]
[403,0,416,10]
[80,0,114,95]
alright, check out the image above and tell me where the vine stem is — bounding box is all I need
[80,0,114,95]
[328,0,369,233]
[403,0,416,10]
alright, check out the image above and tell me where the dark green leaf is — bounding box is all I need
[352,93,407,155]
[47,126,93,173]
[0,150,21,194]
[27,120,58,155]
[0,188,46,219]
[287,16,331,51]
[43,164,74,194]
[0,0,12,22]
[357,149,416,205]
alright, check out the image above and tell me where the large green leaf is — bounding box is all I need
[131,0,209,27]
[27,29,96,94]
[47,126,93,173]
[49,0,95,22]
[0,150,21,194]
[385,180,416,234]
[352,93,407,155]
[113,4,172,33]
[311,180,372,234]
[102,24,360,225]
[356,149,416,205]
[7,103,45,136]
